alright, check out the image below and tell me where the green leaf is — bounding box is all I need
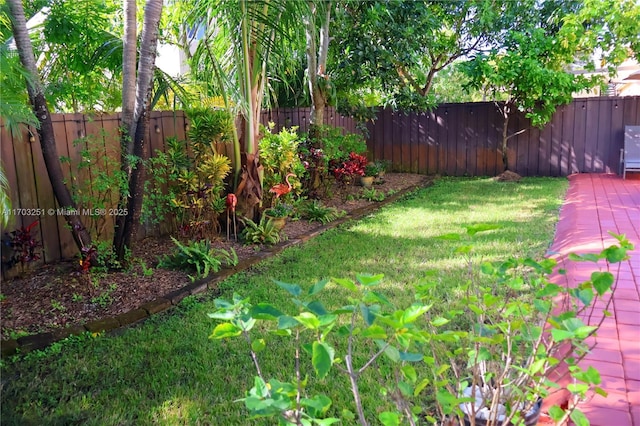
[402,304,431,324]
[383,345,401,363]
[414,378,430,396]
[361,325,387,339]
[551,328,574,342]
[401,365,417,383]
[567,383,589,394]
[274,280,302,296]
[251,338,266,353]
[570,408,589,426]
[312,341,334,379]
[332,277,358,292]
[308,278,329,296]
[207,311,235,320]
[602,245,627,263]
[431,317,450,327]
[398,381,413,397]
[548,405,565,422]
[436,389,457,414]
[253,376,269,398]
[359,303,376,326]
[591,271,614,296]
[399,351,423,362]
[356,273,384,287]
[295,312,321,330]
[378,411,400,426]
[314,419,340,426]
[300,394,332,417]
[251,303,284,320]
[363,291,393,306]
[209,323,242,339]
[306,300,328,316]
[437,233,461,240]
[278,315,299,330]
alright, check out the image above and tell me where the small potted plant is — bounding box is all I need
[373,159,390,179]
[361,163,379,188]
[262,203,293,231]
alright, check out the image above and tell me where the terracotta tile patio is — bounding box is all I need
[543,173,640,426]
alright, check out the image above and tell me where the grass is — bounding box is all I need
[0,177,568,425]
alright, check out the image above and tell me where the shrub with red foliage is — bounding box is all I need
[333,152,368,182]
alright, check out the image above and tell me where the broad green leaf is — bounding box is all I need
[548,405,565,422]
[361,325,387,339]
[300,394,332,417]
[401,365,417,383]
[533,299,552,314]
[332,277,357,292]
[308,278,329,296]
[431,317,450,327]
[379,411,400,426]
[210,323,242,339]
[360,303,376,326]
[436,389,457,414]
[551,328,574,342]
[383,345,401,363]
[251,303,284,320]
[251,338,266,353]
[357,273,384,287]
[591,271,614,296]
[567,383,589,394]
[414,378,430,396]
[602,245,627,263]
[307,300,328,316]
[253,376,269,398]
[399,351,423,362]
[274,280,302,296]
[207,311,235,320]
[318,314,337,328]
[312,341,334,379]
[402,304,431,324]
[398,381,413,397]
[363,291,393,306]
[570,408,589,426]
[454,245,473,255]
[278,315,299,330]
[296,312,320,330]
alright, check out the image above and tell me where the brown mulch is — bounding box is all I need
[0,173,428,340]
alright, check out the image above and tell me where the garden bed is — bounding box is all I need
[0,173,428,340]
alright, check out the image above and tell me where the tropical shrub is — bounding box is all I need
[158,237,237,281]
[240,216,283,245]
[1,220,41,273]
[259,123,305,206]
[298,199,345,224]
[333,152,368,183]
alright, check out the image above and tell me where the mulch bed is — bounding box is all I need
[0,173,429,341]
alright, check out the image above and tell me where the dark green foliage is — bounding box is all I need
[158,237,238,280]
[240,216,282,245]
[298,200,345,224]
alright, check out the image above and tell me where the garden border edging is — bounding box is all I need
[1,181,431,358]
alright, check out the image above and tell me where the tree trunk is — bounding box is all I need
[7,0,92,254]
[305,1,332,134]
[113,0,163,263]
[501,104,511,171]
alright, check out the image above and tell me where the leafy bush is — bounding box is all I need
[158,237,237,280]
[298,200,345,224]
[240,216,283,245]
[1,220,41,272]
[259,123,306,206]
[333,152,368,183]
[186,107,234,147]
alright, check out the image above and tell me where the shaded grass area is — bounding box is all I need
[1,177,568,425]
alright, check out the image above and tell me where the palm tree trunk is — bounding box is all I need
[7,0,92,254]
[113,0,163,262]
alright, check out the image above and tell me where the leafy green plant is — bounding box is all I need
[259,123,306,206]
[208,230,632,426]
[158,237,238,281]
[360,188,385,202]
[240,216,283,245]
[90,283,118,309]
[263,203,293,219]
[186,107,234,149]
[298,200,345,224]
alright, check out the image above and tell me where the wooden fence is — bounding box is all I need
[367,96,640,177]
[2,99,639,267]
[0,107,357,267]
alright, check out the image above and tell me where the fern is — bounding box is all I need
[241,216,282,245]
[299,200,346,224]
[158,237,237,280]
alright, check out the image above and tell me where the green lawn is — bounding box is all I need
[1,177,568,425]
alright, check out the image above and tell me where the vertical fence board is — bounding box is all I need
[410,113,420,173]
[1,124,21,232]
[596,98,613,172]
[572,99,588,173]
[610,100,625,174]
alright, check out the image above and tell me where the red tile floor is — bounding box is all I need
[542,173,640,426]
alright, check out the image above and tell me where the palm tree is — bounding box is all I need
[6,0,92,253]
[113,0,164,262]
[189,0,306,217]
